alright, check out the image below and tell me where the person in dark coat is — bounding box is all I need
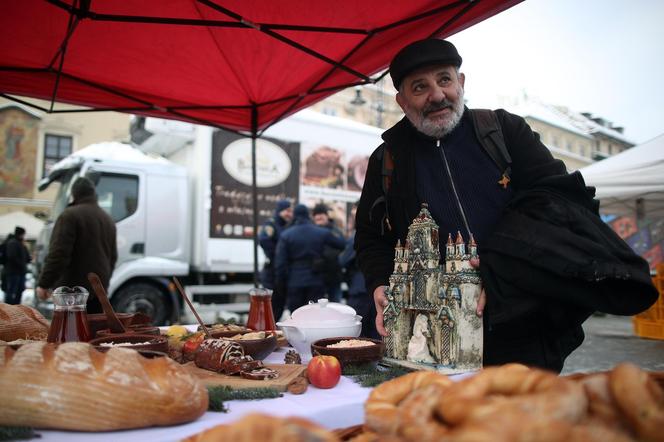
[258,199,293,321]
[354,38,656,372]
[312,203,345,302]
[36,177,118,313]
[274,204,346,313]
[339,231,378,339]
[2,226,31,305]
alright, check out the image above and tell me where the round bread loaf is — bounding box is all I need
[0,342,208,431]
[0,303,49,341]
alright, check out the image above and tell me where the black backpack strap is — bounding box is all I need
[367,145,394,234]
[471,109,513,188]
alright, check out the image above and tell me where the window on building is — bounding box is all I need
[43,134,73,176]
[95,173,139,222]
[566,141,574,152]
[551,135,560,148]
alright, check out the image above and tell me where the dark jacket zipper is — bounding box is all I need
[437,139,473,239]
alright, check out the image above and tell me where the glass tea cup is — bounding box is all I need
[47,286,92,343]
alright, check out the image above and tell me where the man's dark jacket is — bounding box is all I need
[275,217,346,289]
[355,109,565,296]
[38,195,118,298]
[355,109,657,371]
[4,236,30,275]
[258,208,290,289]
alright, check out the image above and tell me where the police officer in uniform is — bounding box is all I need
[275,204,346,312]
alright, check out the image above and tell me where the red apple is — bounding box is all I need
[307,355,341,389]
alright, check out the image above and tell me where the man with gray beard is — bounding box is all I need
[354,39,573,370]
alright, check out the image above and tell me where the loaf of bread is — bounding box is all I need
[183,414,339,442]
[0,342,208,431]
[0,303,49,341]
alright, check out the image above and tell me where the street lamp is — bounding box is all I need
[350,86,366,106]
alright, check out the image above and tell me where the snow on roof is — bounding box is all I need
[70,142,171,165]
[503,100,592,138]
[556,107,634,144]
[497,96,633,145]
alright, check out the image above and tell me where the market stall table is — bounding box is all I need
[23,347,373,442]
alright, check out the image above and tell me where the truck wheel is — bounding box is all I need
[112,282,170,326]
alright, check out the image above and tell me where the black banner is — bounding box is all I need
[210,130,300,238]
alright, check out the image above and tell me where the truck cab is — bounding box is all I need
[36,142,188,324]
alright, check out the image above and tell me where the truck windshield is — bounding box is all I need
[50,169,81,221]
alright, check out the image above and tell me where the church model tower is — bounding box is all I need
[383,203,483,373]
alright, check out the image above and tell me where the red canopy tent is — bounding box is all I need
[0,0,521,282]
[0,0,520,133]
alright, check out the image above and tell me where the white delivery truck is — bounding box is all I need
[35,110,383,324]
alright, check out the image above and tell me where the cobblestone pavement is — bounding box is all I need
[561,314,664,374]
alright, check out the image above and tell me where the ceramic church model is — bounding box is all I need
[383,204,483,373]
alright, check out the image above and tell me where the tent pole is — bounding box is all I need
[251,105,259,288]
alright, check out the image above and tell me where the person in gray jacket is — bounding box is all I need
[37,177,117,313]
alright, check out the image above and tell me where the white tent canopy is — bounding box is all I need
[580,133,664,218]
[0,211,45,241]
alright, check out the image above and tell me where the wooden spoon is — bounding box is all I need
[172,277,212,339]
[87,272,126,334]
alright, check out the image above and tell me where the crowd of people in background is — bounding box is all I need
[259,199,378,338]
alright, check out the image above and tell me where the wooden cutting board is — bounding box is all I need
[183,362,306,391]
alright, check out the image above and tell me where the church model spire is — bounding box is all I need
[382,203,483,374]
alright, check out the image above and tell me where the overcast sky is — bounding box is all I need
[447,0,664,144]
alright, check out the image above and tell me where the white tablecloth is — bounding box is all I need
[28,347,373,442]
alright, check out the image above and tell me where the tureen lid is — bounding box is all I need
[289,299,358,325]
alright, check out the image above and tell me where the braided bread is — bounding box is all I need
[365,370,453,434]
[363,364,663,442]
[609,362,664,442]
[437,363,588,425]
[183,414,338,442]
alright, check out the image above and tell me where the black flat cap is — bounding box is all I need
[389,39,462,90]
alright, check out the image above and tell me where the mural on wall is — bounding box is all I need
[0,107,39,198]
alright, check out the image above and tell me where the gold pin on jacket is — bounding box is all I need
[498,174,510,189]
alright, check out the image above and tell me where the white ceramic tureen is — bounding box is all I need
[277,299,362,360]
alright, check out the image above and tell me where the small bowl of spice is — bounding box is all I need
[311,337,384,368]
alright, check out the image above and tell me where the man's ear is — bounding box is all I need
[459,72,466,88]
[396,92,406,112]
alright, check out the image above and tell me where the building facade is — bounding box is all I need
[313,86,633,172]
[0,97,130,225]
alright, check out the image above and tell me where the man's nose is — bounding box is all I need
[428,85,445,102]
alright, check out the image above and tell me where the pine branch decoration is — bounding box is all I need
[207,386,283,412]
[0,426,37,441]
[343,363,411,388]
